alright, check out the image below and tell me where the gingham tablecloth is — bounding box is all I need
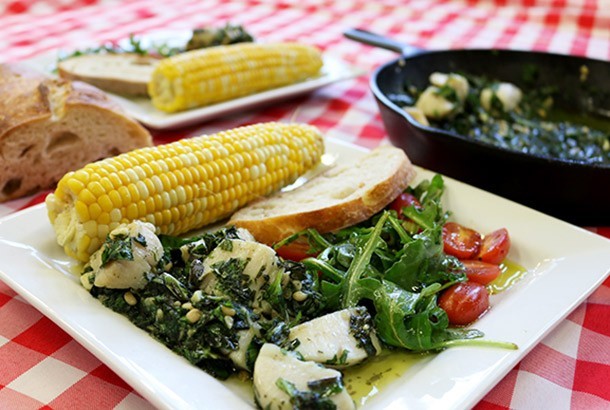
[1,0,609,408]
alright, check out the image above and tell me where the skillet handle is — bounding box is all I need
[343,28,422,56]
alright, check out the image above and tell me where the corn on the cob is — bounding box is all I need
[148,42,323,113]
[46,122,325,262]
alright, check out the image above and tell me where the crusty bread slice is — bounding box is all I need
[58,53,159,97]
[0,63,153,202]
[229,145,416,245]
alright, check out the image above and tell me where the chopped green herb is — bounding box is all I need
[100,234,133,267]
[324,350,350,366]
[349,307,378,357]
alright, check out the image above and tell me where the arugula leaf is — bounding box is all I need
[365,278,419,347]
[384,224,465,292]
[341,212,389,308]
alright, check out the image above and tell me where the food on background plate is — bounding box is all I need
[57,23,256,98]
[229,144,415,246]
[148,42,323,113]
[45,122,324,262]
[58,23,255,61]
[185,23,255,51]
[55,25,325,113]
[399,71,610,165]
[0,63,152,203]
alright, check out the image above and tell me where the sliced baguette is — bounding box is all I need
[229,145,416,245]
[57,53,159,97]
[0,63,152,202]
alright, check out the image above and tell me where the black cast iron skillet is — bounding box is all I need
[345,28,610,226]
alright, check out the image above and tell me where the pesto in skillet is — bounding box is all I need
[394,73,610,165]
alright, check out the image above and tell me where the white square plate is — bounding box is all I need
[0,139,609,409]
[20,31,363,130]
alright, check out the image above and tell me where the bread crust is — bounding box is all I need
[0,63,152,202]
[229,145,416,245]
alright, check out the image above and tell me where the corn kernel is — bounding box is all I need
[98,195,113,213]
[89,203,102,220]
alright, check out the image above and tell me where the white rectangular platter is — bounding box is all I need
[0,139,609,409]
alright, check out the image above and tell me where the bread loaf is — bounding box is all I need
[0,63,153,203]
[229,145,416,245]
[57,53,159,97]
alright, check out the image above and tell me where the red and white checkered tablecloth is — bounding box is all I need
[1,0,609,408]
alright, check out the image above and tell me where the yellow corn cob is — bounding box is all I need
[148,42,323,113]
[46,122,325,262]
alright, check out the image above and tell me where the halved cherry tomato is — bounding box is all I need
[389,192,422,219]
[438,282,490,326]
[461,260,502,285]
[275,242,315,262]
[477,228,510,264]
[442,222,482,260]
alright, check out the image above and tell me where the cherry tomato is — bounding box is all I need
[442,222,482,260]
[478,228,511,264]
[275,242,314,262]
[389,192,422,219]
[438,282,490,326]
[461,260,502,285]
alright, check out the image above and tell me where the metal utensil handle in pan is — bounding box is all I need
[343,28,423,56]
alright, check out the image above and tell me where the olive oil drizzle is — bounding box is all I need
[339,259,526,405]
[343,350,429,406]
[488,260,527,295]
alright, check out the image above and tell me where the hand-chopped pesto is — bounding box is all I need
[396,72,610,165]
[207,258,253,305]
[100,233,133,267]
[89,226,325,379]
[349,308,378,357]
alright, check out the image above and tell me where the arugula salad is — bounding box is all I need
[80,175,517,409]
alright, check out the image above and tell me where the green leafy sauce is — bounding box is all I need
[90,226,325,379]
[395,73,610,165]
